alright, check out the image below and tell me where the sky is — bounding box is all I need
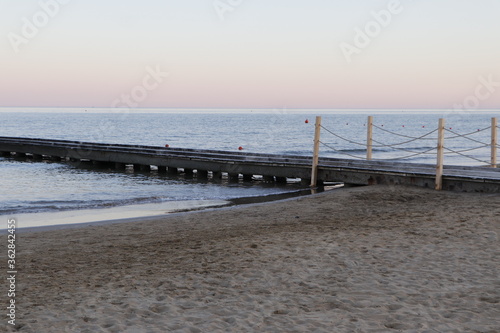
[0,0,499,110]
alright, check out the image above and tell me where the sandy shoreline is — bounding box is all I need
[3,185,499,332]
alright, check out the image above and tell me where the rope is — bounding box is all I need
[321,140,436,161]
[445,128,492,146]
[371,138,436,155]
[317,120,497,164]
[444,147,491,165]
[445,126,491,139]
[369,133,436,148]
[321,124,438,148]
[444,145,490,154]
[372,124,438,140]
[320,125,366,147]
[319,141,365,159]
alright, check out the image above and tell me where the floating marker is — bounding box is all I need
[165,144,170,148]
[238,146,243,150]
[305,119,309,124]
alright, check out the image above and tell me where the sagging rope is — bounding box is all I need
[316,117,497,165]
[372,124,438,140]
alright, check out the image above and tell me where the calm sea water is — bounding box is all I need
[0,109,498,218]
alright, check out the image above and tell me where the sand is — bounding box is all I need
[3,185,499,332]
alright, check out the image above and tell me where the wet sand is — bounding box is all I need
[4,185,499,332]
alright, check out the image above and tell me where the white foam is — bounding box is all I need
[5,200,230,229]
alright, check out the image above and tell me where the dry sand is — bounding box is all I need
[3,185,499,332]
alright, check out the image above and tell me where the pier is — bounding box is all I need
[1,135,499,192]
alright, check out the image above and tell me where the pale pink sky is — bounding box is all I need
[1,0,499,110]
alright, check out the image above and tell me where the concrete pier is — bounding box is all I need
[1,136,499,192]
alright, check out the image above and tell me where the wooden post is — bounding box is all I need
[435,118,445,190]
[491,117,497,168]
[310,116,322,187]
[366,116,373,160]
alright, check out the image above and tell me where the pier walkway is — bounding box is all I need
[1,136,499,192]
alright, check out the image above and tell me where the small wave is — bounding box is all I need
[3,197,168,215]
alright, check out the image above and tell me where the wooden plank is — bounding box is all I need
[366,116,373,160]
[435,118,445,190]
[310,116,322,187]
[492,117,497,168]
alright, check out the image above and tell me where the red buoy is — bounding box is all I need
[305,119,309,124]
[238,146,243,151]
[165,144,170,148]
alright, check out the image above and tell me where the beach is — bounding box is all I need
[4,185,499,332]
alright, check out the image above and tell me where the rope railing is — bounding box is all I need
[443,145,489,155]
[371,138,437,155]
[319,125,367,147]
[370,129,438,147]
[320,124,438,149]
[372,124,437,140]
[370,148,437,161]
[445,128,494,146]
[318,141,366,160]
[309,116,499,189]
[444,147,492,165]
[445,126,491,139]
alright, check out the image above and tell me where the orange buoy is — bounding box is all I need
[238,146,243,150]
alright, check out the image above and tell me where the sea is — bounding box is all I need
[1,108,498,229]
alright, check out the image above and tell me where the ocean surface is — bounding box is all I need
[0,109,498,226]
